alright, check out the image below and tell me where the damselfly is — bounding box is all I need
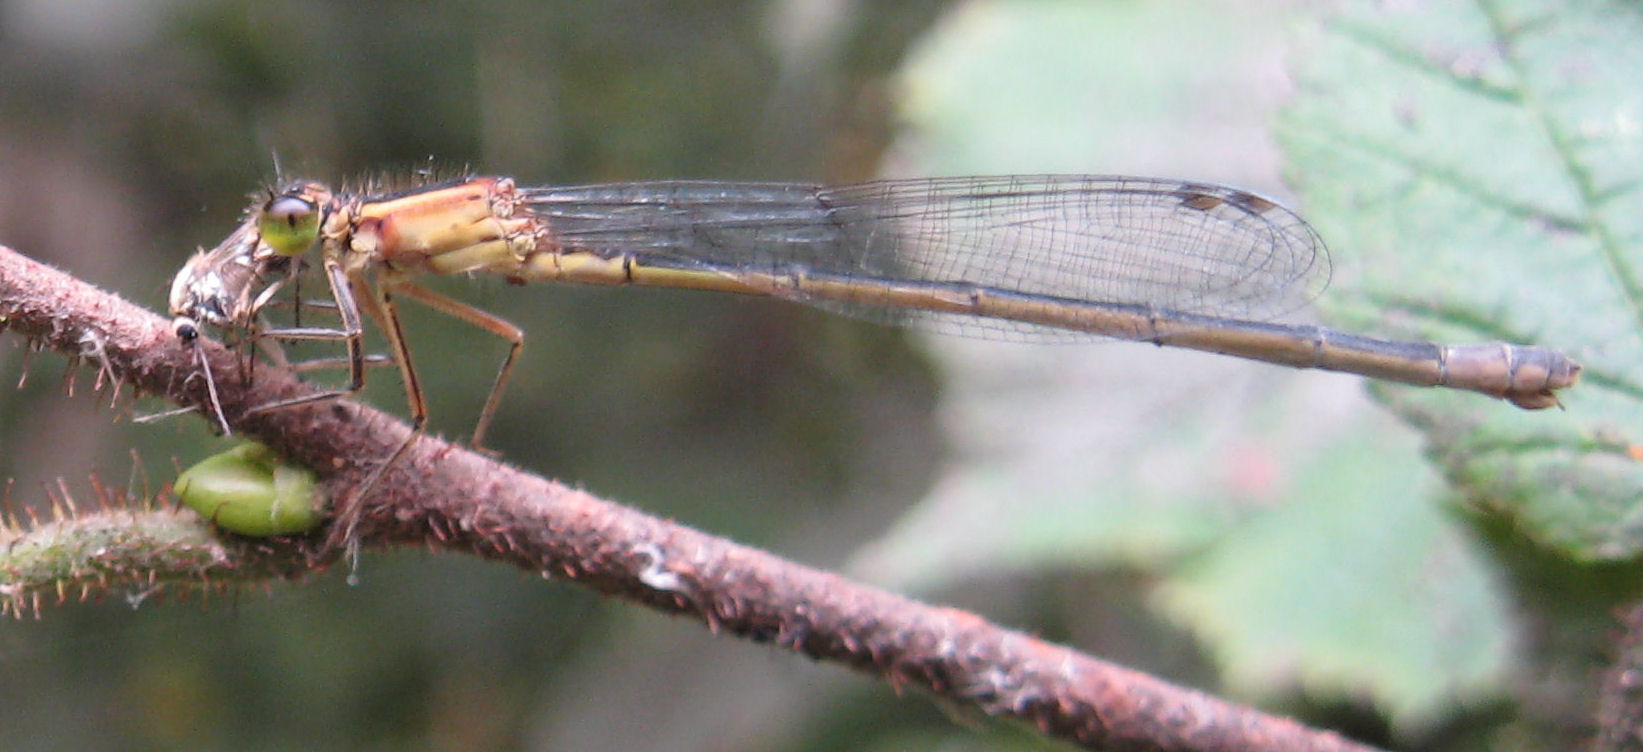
[167,174,1581,523]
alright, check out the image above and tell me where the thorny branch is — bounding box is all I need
[0,244,1380,752]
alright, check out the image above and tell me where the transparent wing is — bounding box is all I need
[522,175,1330,339]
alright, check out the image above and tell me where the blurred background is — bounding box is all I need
[0,0,1585,750]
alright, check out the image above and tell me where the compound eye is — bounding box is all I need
[259,194,320,258]
[173,317,200,343]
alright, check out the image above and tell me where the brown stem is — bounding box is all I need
[0,243,1381,752]
[1596,600,1643,752]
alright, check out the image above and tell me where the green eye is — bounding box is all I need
[175,442,327,537]
[259,194,321,257]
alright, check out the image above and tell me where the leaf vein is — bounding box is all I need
[1476,0,1643,343]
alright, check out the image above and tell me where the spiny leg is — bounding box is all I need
[324,278,524,552]
[382,279,524,451]
[327,274,427,552]
[242,259,369,415]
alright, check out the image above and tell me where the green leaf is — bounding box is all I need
[851,0,1643,736]
[1152,427,1510,730]
[1278,0,1643,560]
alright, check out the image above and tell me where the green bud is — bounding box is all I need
[176,443,327,537]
